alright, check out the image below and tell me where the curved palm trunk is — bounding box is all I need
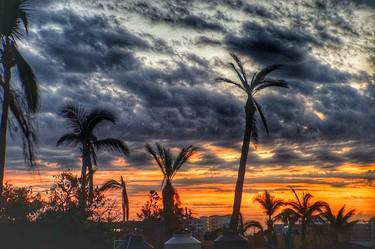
[0,50,12,196]
[163,179,175,238]
[229,98,254,230]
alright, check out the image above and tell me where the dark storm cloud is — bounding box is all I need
[31,9,148,73]
[195,36,222,46]
[224,21,350,83]
[122,1,226,32]
[4,0,375,187]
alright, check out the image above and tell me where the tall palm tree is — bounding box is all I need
[286,188,327,248]
[322,204,358,245]
[0,0,39,195]
[100,176,129,223]
[56,104,129,208]
[145,143,197,237]
[216,53,288,230]
[254,191,284,249]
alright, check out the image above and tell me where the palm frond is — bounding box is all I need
[59,103,86,135]
[253,79,288,95]
[253,64,283,87]
[94,138,129,156]
[83,108,116,137]
[172,145,198,177]
[290,187,302,207]
[215,77,245,91]
[145,143,166,177]
[0,0,30,39]
[99,179,121,192]
[56,133,80,147]
[251,117,258,147]
[8,89,37,168]
[230,53,249,90]
[243,220,263,232]
[13,43,39,112]
[253,99,269,135]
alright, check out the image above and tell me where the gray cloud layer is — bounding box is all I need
[3,0,374,188]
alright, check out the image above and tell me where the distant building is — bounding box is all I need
[183,217,204,237]
[349,219,375,248]
[200,215,231,233]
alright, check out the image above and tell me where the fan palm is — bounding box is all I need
[56,104,129,208]
[286,188,327,248]
[100,176,129,223]
[216,53,288,230]
[322,204,358,245]
[254,191,284,249]
[0,0,39,195]
[145,143,197,237]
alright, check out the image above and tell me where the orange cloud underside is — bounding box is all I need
[4,160,375,223]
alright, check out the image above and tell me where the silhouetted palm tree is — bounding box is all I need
[0,0,39,195]
[322,204,358,245]
[216,53,288,230]
[286,188,327,248]
[145,143,197,237]
[100,176,129,223]
[254,191,284,249]
[275,208,298,249]
[57,104,129,208]
[238,213,263,235]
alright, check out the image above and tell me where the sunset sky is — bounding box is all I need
[3,0,375,222]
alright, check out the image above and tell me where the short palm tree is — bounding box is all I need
[145,143,197,237]
[238,213,263,235]
[275,208,299,249]
[216,53,288,230]
[322,204,358,245]
[0,0,39,195]
[57,104,129,208]
[254,191,284,249]
[100,176,129,223]
[287,188,327,248]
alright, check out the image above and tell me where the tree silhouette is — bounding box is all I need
[275,208,298,249]
[56,104,129,209]
[145,143,197,237]
[137,190,162,221]
[216,53,288,230]
[286,188,327,248]
[322,204,358,245]
[254,191,284,249]
[0,0,39,196]
[100,176,129,223]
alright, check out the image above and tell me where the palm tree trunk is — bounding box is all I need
[79,146,89,211]
[87,158,94,204]
[122,187,129,222]
[163,179,175,238]
[229,98,254,231]
[0,55,12,196]
[301,219,307,249]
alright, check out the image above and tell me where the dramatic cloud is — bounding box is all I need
[3,0,374,206]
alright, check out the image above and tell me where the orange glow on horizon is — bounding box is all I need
[4,160,375,223]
